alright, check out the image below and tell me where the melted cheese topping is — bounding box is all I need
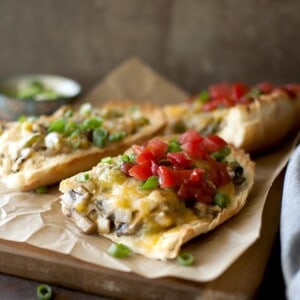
[165,103,228,135]
[63,159,237,253]
[0,104,149,175]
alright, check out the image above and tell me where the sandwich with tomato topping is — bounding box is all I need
[59,129,255,260]
[164,82,300,153]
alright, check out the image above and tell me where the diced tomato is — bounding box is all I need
[132,144,145,156]
[128,161,153,180]
[282,83,300,98]
[174,170,193,185]
[231,82,249,101]
[172,168,204,186]
[181,141,207,159]
[177,184,191,200]
[205,158,230,187]
[135,140,168,164]
[202,99,220,111]
[221,97,236,107]
[209,83,230,99]
[239,95,253,105]
[166,152,193,168]
[284,83,300,93]
[146,139,168,161]
[151,160,159,175]
[179,129,203,144]
[189,168,205,184]
[256,82,273,94]
[157,166,177,188]
[202,135,227,153]
[196,194,213,205]
[202,97,236,111]
[120,162,135,175]
[177,183,213,204]
[217,163,230,185]
[136,148,155,164]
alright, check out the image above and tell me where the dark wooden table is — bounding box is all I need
[0,233,285,300]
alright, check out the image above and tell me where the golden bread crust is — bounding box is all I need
[0,101,166,191]
[164,91,298,152]
[60,138,255,260]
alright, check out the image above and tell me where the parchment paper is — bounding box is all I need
[0,58,296,282]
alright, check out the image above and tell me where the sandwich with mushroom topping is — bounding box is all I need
[0,101,166,191]
[59,129,255,260]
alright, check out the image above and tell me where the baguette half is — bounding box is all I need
[0,101,166,191]
[59,133,255,260]
[164,90,299,152]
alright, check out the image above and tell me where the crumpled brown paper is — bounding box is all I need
[0,58,296,282]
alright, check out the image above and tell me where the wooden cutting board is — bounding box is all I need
[0,173,283,300]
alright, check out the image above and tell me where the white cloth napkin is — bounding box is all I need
[281,144,300,299]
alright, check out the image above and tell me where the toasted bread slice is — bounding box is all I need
[59,133,255,260]
[0,101,166,191]
[164,90,298,152]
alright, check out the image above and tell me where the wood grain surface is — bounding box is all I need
[0,0,300,94]
[0,1,294,298]
[0,173,284,300]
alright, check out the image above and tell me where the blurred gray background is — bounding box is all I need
[0,0,299,94]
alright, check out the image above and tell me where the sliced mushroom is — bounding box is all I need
[44,132,63,152]
[153,211,174,228]
[71,186,92,215]
[69,209,97,234]
[194,202,221,220]
[96,215,112,234]
[11,148,33,173]
[114,208,132,224]
[115,211,143,236]
[228,162,246,186]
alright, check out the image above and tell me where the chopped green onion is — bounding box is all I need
[68,132,82,149]
[101,157,114,164]
[168,139,182,152]
[23,133,41,148]
[48,118,66,133]
[211,146,231,161]
[64,121,79,136]
[104,109,123,118]
[64,109,73,118]
[198,90,210,103]
[76,173,90,182]
[36,284,52,300]
[176,252,194,266]
[128,105,139,112]
[247,88,261,97]
[108,243,131,258]
[92,127,108,148]
[18,115,28,123]
[213,192,231,208]
[140,176,159,190]
[35,186,48,194]
[17,80,43,100]
[121,153,135,163]
[79,103,92,115]
[82,117,103,131]
[108,131,127,142]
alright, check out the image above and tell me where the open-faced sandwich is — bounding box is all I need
[59,129,255,260]
[164,82,300,153]
[0,101,166,191]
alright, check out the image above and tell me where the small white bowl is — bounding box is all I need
[0,74,81,121]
